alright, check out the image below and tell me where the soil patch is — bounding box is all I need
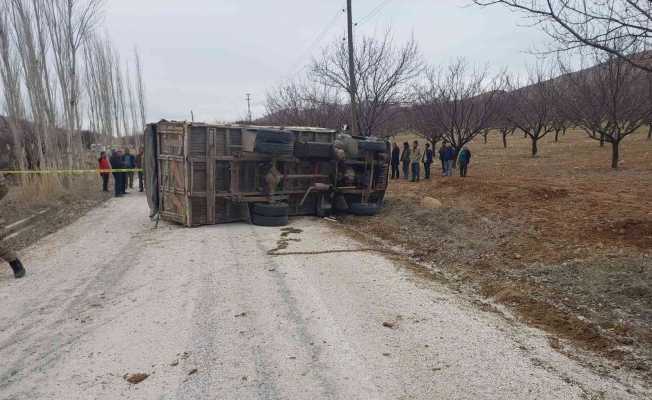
[340,131,652,383]
[1,175,112,253]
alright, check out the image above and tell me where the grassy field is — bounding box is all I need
[341,128,652,381]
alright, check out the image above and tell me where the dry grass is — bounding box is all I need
[1,171,111,252]
[13,176,68,204]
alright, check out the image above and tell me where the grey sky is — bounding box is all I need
[105,0,547,123]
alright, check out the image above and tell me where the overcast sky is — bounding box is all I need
[104,0,547,123]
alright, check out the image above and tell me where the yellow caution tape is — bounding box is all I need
[1,169,143,175]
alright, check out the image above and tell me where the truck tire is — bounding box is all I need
[252,202,289,217]
[294,142,333,159]
[349,202,380,216]
[255,141,294,155]
[358,140,387,153]
[256,129,294,144]
[251,213,289,227]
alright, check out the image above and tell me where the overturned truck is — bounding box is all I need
[144,120,390,227]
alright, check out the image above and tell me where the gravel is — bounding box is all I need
[0,193,646,399]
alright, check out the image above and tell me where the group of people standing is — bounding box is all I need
[98,148,144,197]
[390,141,472,181]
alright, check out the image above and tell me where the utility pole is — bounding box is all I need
[245,93,252,123]
[346,0,359,136]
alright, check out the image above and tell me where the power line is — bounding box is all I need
[356,0,395,28]
[286,5,345,77]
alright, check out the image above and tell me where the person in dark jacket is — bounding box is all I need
[390,143,400,179]
[443,145,456,177]
[98,151,111,192]
[410,140,422,182]
[0,173,26,278]
[109,150,126,196]
[399,142,411,180]
[136,147,145,192]
[123,148,136,189]
[423,143,433,179]
[458,146,472,177]
[439,142,447,173]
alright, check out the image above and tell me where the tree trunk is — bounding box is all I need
[502,132,508,148]
[483,130,488,144]
[611,140,620,169]
[554,129,560,142]
[600,132,605,147]
[430,138,438,155]
[531,137,538,157]
[648,125,651,140]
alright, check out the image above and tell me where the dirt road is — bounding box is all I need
[0,193,645,399]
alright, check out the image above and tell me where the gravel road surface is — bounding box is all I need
[0,193,646,399]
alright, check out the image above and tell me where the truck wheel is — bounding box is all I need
[255,141,294,155]
[256,129,294,144]
[251,213,289,227]
[294,142,333,159]
[358,140,387,153]
[252,202,289,217]
[349,202,380,216]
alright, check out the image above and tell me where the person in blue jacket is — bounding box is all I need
[443,145,456,177]
[458,146,472,177]
[123,148,137,189]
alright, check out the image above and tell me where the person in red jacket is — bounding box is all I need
[98,151,111,192]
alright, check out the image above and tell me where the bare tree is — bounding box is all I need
[492,91,517,148]
[1,0,146,179]
[134,47,147,133]
[4,0,64,171]
[124,61,141,143]
[551,111,569,143]
[43,0,104,169]
[262,80,346,129]
[0,3,27,177]
[311,30,422,136]
[504,68,557,157]
[474,1,652,72]
[559,51,651,168]
[409,100,444,150]
[413,59,506,158]
[84,35,115,143]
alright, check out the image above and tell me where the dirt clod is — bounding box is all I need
[382,321,398,329]
[124,373,149,384]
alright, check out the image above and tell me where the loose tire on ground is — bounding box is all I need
[349,202,380,216]
[251,213,289,227]
[252,202,289,217]
[255,141,294,155]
